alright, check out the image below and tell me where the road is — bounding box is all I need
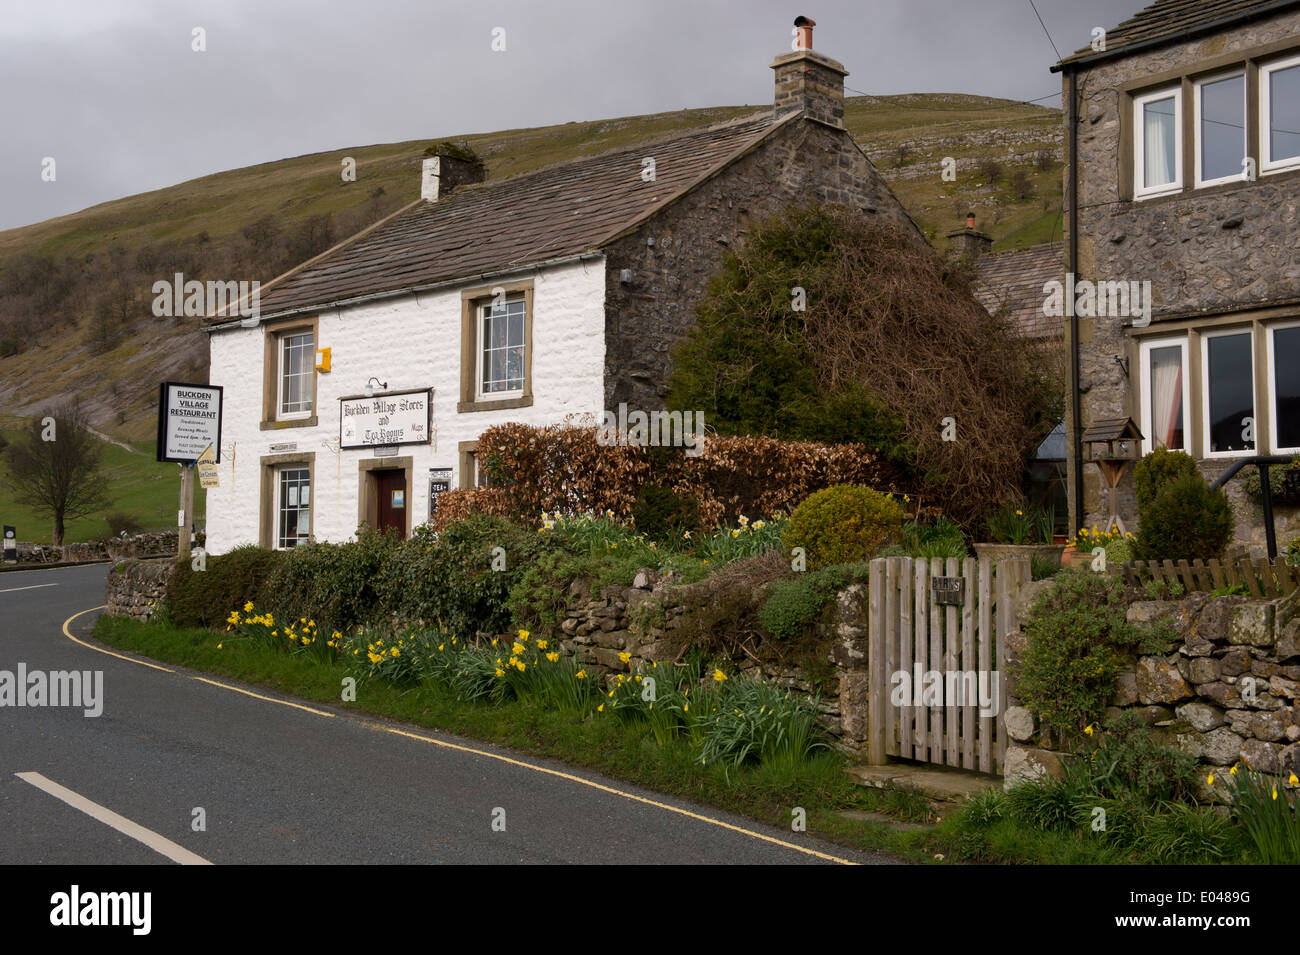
[0,563,895,865]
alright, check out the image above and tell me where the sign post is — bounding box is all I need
[2,525,15,563]
[157,382,223,563]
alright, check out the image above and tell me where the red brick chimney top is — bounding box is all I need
[794,16,815,51]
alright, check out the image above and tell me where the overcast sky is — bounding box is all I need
[0,0,1142,233]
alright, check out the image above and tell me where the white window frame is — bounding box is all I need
[1260,52,1300,175]
[275,466,312,550]
[1135,86,1184,199]
[1139,336,1190,455]
[1267,319,1300,454]
[474,296,527,401]
[276,330,314,421]
[1194,70,1247,188]
[1200,327,1257,459]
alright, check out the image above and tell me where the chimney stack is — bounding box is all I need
[420,146,485,202]
[946,213,993,259]
[771,16,848,129]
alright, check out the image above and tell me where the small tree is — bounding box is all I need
[3,400,112,545]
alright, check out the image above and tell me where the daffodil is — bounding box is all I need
[217,643,223,650]
[243,601,254,612]
[1207,773,1215,785]
[511,643,525,656]
[546,652,559,663]
[576,670,587,679]
[536,639,547,650]
[495,667,505,677]
[1290,773,1299,787]
[618,651,631,664]
[597,704,604,712]
[518,629,530,641]
[713,669,727,683]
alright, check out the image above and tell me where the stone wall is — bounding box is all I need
[1003,581,1300,794]
[104,558,175,621]
[9,532,180,565]
[554,566,865,752]
[602,115,926,412]
[1066,8,1300,545]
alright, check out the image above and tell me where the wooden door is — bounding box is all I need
[375,469,407,539]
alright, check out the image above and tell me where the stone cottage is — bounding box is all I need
[1053,0,1300,552]
[200,20,924,554]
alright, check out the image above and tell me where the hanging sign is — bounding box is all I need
[339,388,431,449]
[157,382,223,463]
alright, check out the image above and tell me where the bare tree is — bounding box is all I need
[3,399,112,545]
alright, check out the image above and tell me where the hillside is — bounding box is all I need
[0,93,1062,444]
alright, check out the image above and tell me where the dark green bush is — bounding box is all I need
[166,545,285,629]
[1134,473,1234,562]
[631,483,700,543]
[1016,569,1176,741]
[1133,448,1199,513]
[757,563,869,639]
[266,527,403,632]
[782,484,904,569]
[1087,711,1198,804]
[376,516,556,638]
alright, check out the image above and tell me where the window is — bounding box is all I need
[1269,322,1300,452]
[278,331,314,418]
[1261,53,1300,173]
[261,318,318,427]
[1139,338,1189,454]
[1135,87,1182,198]
[277,467,311,548]
[458,441,491,489]
[1195,72,1245,187]
[458,280,533,413]
[476,297,526,398]
[1202,329,1256,456]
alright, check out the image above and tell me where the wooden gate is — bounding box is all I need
[867,557,1029,775]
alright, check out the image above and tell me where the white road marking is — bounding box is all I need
[15,771,212,865]
[0,582,58,594]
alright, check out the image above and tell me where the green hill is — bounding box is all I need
[0,93,1063,449]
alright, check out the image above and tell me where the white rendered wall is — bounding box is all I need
[205,257,606,554]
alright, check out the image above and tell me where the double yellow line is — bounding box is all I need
[63,606,858,865]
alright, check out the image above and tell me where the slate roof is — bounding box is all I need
[231,111,791,324]
[1054,0,1300,70]
[972,241,1063,339]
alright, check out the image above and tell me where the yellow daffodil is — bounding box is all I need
[536,639,547,650]
[1273,787,1279,800]
[391,647,399,657]
[683,702,689,712]
[518,629,530,641]
[217,643,223,650]
[731,529,740,538]
[576,670,587,679]
[619,651,631,664]
[438,644,445,651]
[495,667,505,677]
[713,669,727,683]
[1083,723,1095,737]
[546,652,559,663]
[243,601,254,612]
[1290,773,1299,786]
[597,704,604,712]
[1207,773,1215,785]
[511,643,525,656]
[514,659,525,671]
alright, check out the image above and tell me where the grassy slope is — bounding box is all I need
[0,93,1062,450]
[0,416,206,544]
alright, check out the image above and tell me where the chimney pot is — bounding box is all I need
[966,212,976,229]
[771,19,847,129]
[794,16,815,51]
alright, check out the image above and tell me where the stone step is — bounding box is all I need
[846,762,1001,804]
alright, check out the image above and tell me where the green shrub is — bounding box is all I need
[781,484,903,569]
[696,677,828,768]
[879,517,967,559]
[1084,711,1198,804]
[1103,537,1133,567]
[631,484,700,543]
[166,545,285,629]
[377,516,556,638]
[1224,767,1300,864]
[757,563,869,639]
[984,501,1053,545]
[1134,473,1234,562]
[1016,569,1176,741]
[266,527,402,632]
[1134,448,1199,513]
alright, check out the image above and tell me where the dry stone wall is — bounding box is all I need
[105,558,175,621]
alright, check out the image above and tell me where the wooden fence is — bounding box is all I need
[1121,557,1300,598]
[867,557,1029,775]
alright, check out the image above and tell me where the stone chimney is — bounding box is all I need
[420,147,485,202]
[946,213,993,258]
[770,17,848,129]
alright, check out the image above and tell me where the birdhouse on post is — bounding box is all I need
[1081,417,1143,534]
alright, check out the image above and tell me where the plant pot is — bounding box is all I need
[974,542,1067,568]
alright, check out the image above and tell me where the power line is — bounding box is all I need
[1027,0,1063,62]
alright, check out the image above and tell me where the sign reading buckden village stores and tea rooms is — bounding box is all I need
[339,389,431,449]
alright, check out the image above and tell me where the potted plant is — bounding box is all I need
[1062,525,1133,570]
[975,501,1065,566]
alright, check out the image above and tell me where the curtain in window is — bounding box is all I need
[1150,346,1183,449]
[1145,98,1176,188]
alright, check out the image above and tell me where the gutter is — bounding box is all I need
[1068,69,1084,536]
[1051,0,1300,73]
[204,252,606,332]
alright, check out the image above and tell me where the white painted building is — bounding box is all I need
[201,25,922,553]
